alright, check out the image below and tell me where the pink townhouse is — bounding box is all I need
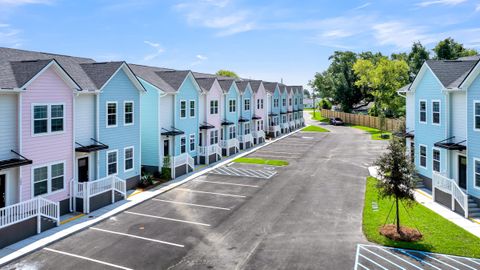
[287,87,294,132]
[195,76,223,165]
[248,80,267,144]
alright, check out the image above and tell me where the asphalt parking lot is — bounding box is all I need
[3,122,387,270]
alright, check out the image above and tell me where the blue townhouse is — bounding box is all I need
[264,82,281,138]
[236,81,254,149]
[402,56,480,218]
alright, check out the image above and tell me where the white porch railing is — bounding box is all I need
[295,119,301,126]
[432,172,469,218]
[199,144,222,157]
[0,197,60,232]
[239,134,253,146]
[252,130,265,142]
[268,125,280,134]
[289,121,295,128]
[220,138,239,154]
[187,154,195,169]
[73,176,127,214]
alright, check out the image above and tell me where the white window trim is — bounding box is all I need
[431,100,441,126]
[180,135,186,154]
[473,100,480,132]
[124,101,134,126]
[31,103,66,137]
[244,98,251,111]
[31,160,66,198]
[106,149,119,176]
[106,101,118,128]
[474,158,480,190]
[189,134,195,152]
[124,146,134,173]
[419,99,427,124]
[419,144,427,169]
[229,99,236,113]
[210,100,219,115]
[432,147,441,172]
[189,100,196,118]
[180,100,187,119]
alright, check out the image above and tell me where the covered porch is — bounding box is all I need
[251,115,265,144]
[268,113,280,138]
[198,122,222,165]
[220,120,239,156]
[161,127,195,179]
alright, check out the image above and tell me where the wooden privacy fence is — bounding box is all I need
[320,109,403,132]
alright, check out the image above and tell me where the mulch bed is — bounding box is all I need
[380,224,423,242]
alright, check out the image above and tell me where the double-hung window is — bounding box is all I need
[189,134,195,152]
[419,100,426,123]
[229,126,236,139]
[180,101,187,118]
[257,99,261,110]
[475,159,480,188]
[33,104,64,134]
[432,149,440,172]
[229,100,236,112]
[180,136,186,153]
[475,102,480,130]
[107,150,118,175]
[245,123,250,135]
[124,147,134,172]
[124,101,134,125]
[244,99,250,111]
[282,98,286,107]
[419,145,427,168]
[289,98,292,106]
[107,102,117,127]
[210,130,218,145]
[274,99,278,107]
[189,100,195,117]
[33,162,65,196]
[210,100,218,115]
[432,101,440,125]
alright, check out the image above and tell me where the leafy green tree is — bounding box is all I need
[407,42,430,79]
[303,89,311,98]
[353,58,409,118]
[374,135,417,234]
[433,38,478,60]
[216,70,239,78]
[391,52,408,62]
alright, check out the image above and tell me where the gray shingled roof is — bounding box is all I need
[458,55,480,61]
[155,70,192,93]
[80,62,124,89]
[235,81,250,94]
[0,47,97,90]
[129,64,174,92]
[397,83,412,93]
[195,77,216,92]
[246,80,262,93]
[217,79,235,92]
[263,82,278,93]
[8,59,53,88]
[426,60,478,88]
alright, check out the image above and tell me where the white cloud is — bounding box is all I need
[174,0,256,36]
[0,0,53,6]
[196,54,208,61]
[416,0,467,7]
[191,54,208,66]
[476,3,480,12]
[143,40,165,61]
[0,24,22,47]
[372,21,437,49]
[352,2,371,10]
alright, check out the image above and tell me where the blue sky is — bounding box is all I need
[1,0,479,89]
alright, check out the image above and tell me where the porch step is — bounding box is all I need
[469,212,480,218]
[469,207,480,213]
[468,202,478,208]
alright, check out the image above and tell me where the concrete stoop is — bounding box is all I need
[469,196,480,218]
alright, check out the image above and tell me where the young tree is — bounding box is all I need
[433,38,478,60]
[408,42,430,78]
[216,70,239,78]
[374,136,417,234]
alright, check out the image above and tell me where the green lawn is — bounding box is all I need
[350,125,392,140]
[233,157,289,166]
[301,125,329,132]
[363,176,480,258]
[310,111,330,123]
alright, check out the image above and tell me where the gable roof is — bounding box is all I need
[129,64,173,92]
[458,55,480,61]
[80,61,125,89]
[218,79,236,93]
[246,80,262,93]
[263,82,279,93]
[425,59,478,89]
[195,77,216,92]
[155,70,192,93]
[8,59,53,88]
[235,81,250,94]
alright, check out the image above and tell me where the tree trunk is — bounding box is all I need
[396,196,400,234]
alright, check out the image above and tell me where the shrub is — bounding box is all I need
[139,173,154,188]
[318,98,332,110]
[160,167,171,180]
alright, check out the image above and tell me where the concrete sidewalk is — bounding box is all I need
[0,129,301,266]
[368,166,480,239]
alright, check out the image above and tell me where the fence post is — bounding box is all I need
[37,198,41,234]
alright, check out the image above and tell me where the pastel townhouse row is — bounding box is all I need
[0,47,144,248]
[401,55,480,218]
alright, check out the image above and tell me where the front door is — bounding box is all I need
[78,157,89,183]
[163,139,170,156]
[459,155,467,189]
[0,174,6,208]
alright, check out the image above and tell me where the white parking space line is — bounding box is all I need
[357,263,370,270]
[360,246,405,269]
[256,150,304,155]
[152,198,231,211]
[396,250,441,270]
[124,211,211,227]
[359,254,389,270]
[192,179,260,188]
[44,248,133,270]
[441,255,478,270]
[373,246,423,270]
[466,258,480,266]
[210,167,276,179]
[251,153,300,159]
[90,227,185,247]
[410,251,460,270]
[175,188,247,198]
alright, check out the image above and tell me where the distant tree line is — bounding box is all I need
[309,38,478,118]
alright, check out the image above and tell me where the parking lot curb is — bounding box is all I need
[0,128,303,266]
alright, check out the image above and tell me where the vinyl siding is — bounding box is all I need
[140,79,160,167]
[0,93,18,160]
[205,81,223,144]
[75,95,95,146]
[406,92,414,131]
[450,91,466,141]
[467,74,480,197]
[98,68,141,180]
[224,84,239,139]
[254,84,267,130]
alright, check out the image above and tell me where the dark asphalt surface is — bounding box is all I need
[2,114,386,270]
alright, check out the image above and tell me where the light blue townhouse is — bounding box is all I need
[236,81,254,150]
[401,56,480,218]
[264,82,281,138]
[279,84,289,134]
[217,79,240,156]
[131,65,201,179]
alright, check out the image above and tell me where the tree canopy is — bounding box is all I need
[433,38,478,60]
[216,69,239,78]
[407,42,430,78]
